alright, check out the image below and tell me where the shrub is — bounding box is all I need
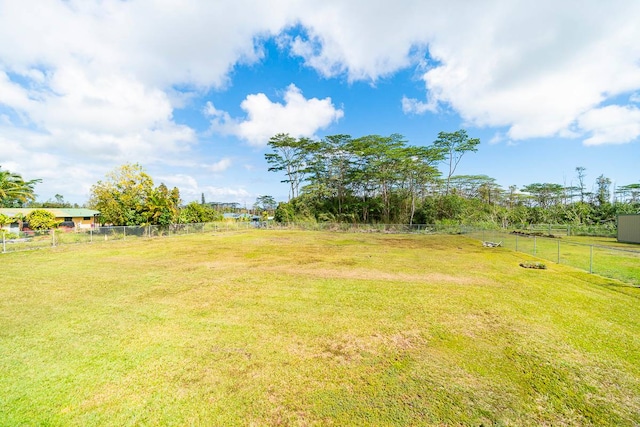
[25,210,60,230]
[519,261,547,269]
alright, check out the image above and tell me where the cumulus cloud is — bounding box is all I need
[401,96,437,115]
[285,1,429,81]
[205,84,344,146]
[1,0,640,202]
[208,158,233,173]
[578,105,640,146]
[151,173,252,205]
[408,2,640,145]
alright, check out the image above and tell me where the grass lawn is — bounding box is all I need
[1,230,639,426]
[476,230,640,286]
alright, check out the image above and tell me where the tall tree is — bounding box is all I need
[575,166,587,203]
[254,195,277,213]
[0,167,41,207]
[522,183,565,209]
[144,183,181,226]
[433,130,481,195]
[595,174,612,206]
[396,146,443,224]
[350,134,407,223]
[265,134,312,200]
[88,163,154,226]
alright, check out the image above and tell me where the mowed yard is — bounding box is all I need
[1,230,639,426]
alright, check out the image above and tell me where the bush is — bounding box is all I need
[519,261,547,269]
[25,210,60,230]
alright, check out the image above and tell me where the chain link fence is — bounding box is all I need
[2,221,638,286]
[0,222,256,254]
[472,229,639,286]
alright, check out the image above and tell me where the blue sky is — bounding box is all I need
[1,1,639,206]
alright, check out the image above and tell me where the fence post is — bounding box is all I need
[590,245,593,274]
[515,235,518,252]
[123,226,126,240]
[533,236,537,256]
[90,229,93,243]
[51,229,55,247]
[2,232,5,253]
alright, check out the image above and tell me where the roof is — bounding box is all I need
[0,208,100,218]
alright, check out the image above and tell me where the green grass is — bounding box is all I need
[1,230,639,426]
[477,230,640,286]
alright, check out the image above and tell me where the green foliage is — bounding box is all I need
[265,134,313,200]
[274,201,297,223]
[88,163,181,226]
[1,231,19,239]
[29,194,75,208]
[0,213,11,227]
[25,209,59,230]
[145,183,181,227]
[179,201,222,223]
[521,183,565,208]
[263,133,636,229]
[519,261,547,269]
[0,166,41,207]
[254,195,277,213]
[432,129,480,195]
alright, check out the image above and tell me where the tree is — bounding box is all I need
[521,183,565,209]
[432,130,481,195]
[0,166,41,207]
[595,174,612,206]
[144,184,181,226]
[25,209,59,230]
[265,134,312,200]
[396,145,443,224]
[616,183,640,203]
[254,195,277,213]
[179,201,222,223]
[0,213,11,230]
[575,166,587,203]
[88,163,154,226]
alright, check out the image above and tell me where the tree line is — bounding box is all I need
[2,131,639,231]
[264,131,639,228]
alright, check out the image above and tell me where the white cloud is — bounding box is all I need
[578,105,640,146]
[206,84,344,146]
[280,1,640,146]
[151,173,253,205]
[401,96,437,115]
[285,2,429,81]
[2,0,640,203]
[412,2,640,145]
[208,158,233,173]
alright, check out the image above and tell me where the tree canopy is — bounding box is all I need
[0,166,41,208]
[25,209,59,230]
[264,134,638,228]
[88,163,181,226]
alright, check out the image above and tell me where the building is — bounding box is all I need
[0,208,100,230]
[617,214,640,244]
